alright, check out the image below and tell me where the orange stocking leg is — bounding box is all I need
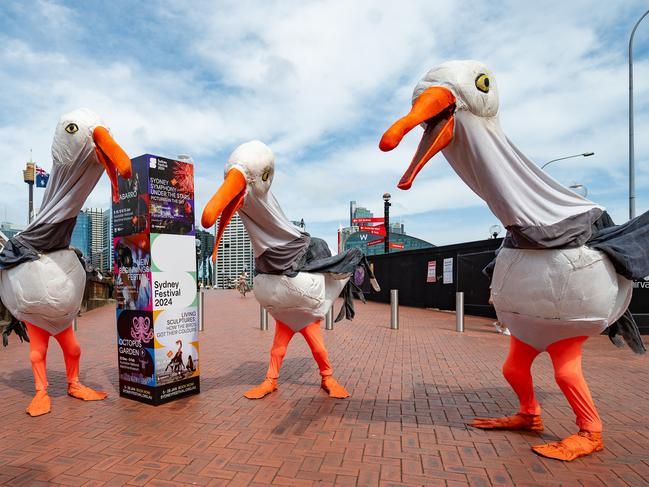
[25,323,51,417]
[300,321,349,398]
[471,335,543,431]
[532,336,603,461]
[53,326,107,401]
[244,320,294,399]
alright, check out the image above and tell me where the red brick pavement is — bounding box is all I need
[1,290,649,486]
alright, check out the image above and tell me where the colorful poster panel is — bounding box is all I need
[148,156,195,236]
[113,157,149,237]
[116,309,156,402]
[113,232,152,311]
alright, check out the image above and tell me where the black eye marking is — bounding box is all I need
[475,73,490,93]
[262,171,270,182]
[65,123,79,134]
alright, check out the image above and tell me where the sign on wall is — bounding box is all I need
[427,260,437,283]
[443,257,453,284]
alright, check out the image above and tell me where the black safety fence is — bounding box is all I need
[363,238,649,334]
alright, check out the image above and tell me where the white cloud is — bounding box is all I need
[1,0,649,251]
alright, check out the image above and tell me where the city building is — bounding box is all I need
[71,211,91,256]
[102,209,112,273]
[87,208,105,270]
[196,228,215,287]
[70,208,111,272]
[340,200,434,255]
[214,212,254,289]
[0,222,25,240]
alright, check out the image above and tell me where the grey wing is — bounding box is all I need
[604,309,646,355]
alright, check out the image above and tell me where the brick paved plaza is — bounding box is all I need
[1,290,649,486]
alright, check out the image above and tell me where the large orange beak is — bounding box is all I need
[379,86,456,190]
[201,168,247,263]
[93,126,132,203]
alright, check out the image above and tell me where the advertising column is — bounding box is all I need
[113,154,200,405]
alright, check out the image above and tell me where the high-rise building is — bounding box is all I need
[70,208,111,272]
[214,212,254,289]
[102,209,112,273]
[71,211,91,256]
[87,208,105,270]
[349,201,372,225]
[196,228,215,286]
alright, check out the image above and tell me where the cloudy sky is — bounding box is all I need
[2,1,649,251]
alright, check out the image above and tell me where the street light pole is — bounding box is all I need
[383,193,391,254]
[629,8,649,220]
[541,152,594,170]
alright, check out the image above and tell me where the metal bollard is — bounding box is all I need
[325,307,334,330]
[260,305,269,330]
[390,289,399,330]
[456,291,464,332]
[199,289,205,332]
[73,316,78,331]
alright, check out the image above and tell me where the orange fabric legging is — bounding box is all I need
[503,335,601,432]
[266,320,333,379]
[26,322,81,391]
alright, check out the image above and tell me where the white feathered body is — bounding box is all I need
[0,249,85,334]
[491,246,633,351]
[253,272,349,332]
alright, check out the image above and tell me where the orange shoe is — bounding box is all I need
[244,378,278,399]
[321,376,350,399]
[470,413,544,431]
[532,431,603,461]
[67,383,108,401]
[26,390,51,417]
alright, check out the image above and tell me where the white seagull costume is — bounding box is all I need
[0,108,132,417]
[202,141,378,400]
[381,60,636,351]
[202,141,378,331]
[380,60,648,461]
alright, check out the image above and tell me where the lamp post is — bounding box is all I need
[629,8,649,219]
[541,152,594,170]
[383,193,391,254]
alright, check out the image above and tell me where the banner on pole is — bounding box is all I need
[352,217,384,224]
[359,225,386,236]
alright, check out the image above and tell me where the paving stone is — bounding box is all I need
[0,290,647,486]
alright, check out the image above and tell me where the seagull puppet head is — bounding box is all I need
[380,60,499,189]
[202,140,302,263]
[51,107,132,203]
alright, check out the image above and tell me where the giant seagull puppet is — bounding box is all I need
[202,140,379,400]
[380,60,649,461]
[0,108,132,416]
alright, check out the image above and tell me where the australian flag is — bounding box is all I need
[35,166,49,188]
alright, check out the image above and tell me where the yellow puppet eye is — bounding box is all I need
[475,74,490,93]
[262,170,270,182]
[65,123,79,134]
